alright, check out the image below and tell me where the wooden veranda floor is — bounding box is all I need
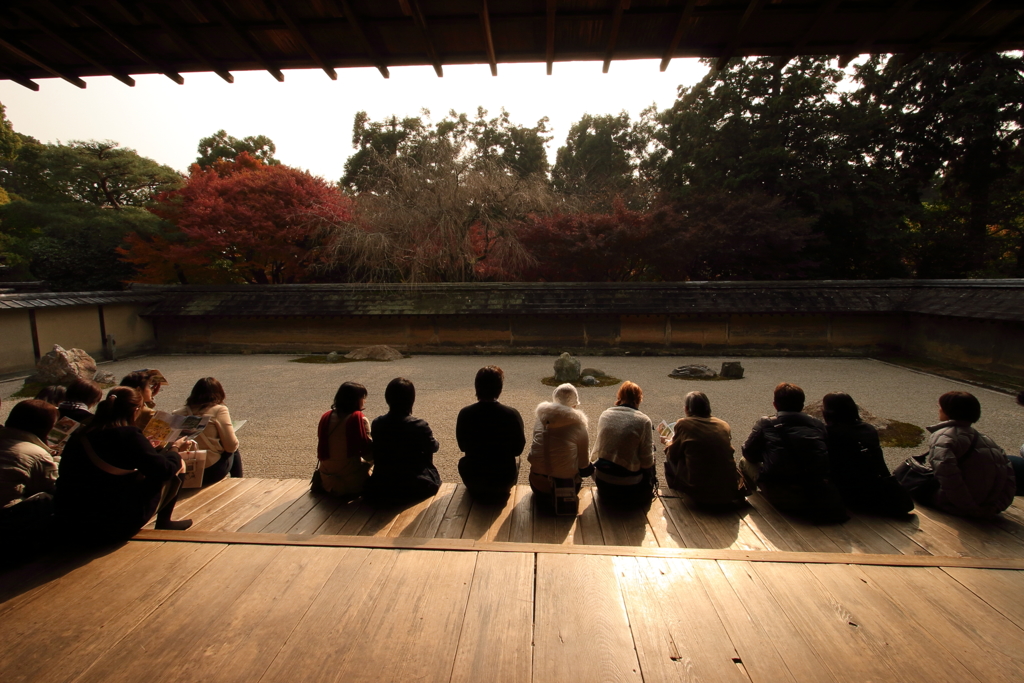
[3,479,1024,683]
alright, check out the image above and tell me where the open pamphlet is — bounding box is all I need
[656,420,674,441]
[47,416,80,450]
[143,410,211,449]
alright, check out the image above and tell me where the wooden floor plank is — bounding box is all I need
[288,494,345,534]
[805,562,985,683]
[0,542,227,683]
[616,556,750,683]
[258,484,328,534]
[435,484,474,539]
[406,482,458,538]
[690,506,771,552]
[660,493,713,548]
[594,495,659,548]
[356,503,403,537]
[450,552,534,683]
[862,565,1024,683]
[316,497,372,535]
[736,504,792,552]
[257,548,400,683]
[644,495,682,548]
[460,490,517,542]
[508,484,534,543]
[534,553,642,683]
[744,494,844,553]
[884,511,981,557]
[533,503,578,545]
[574,486,604,545]
[169,478,262,528]
[235,480,312,533]
[943,566,1024,630]
[856,513,935,556]
[689,559,798,683]
[816,515,904,555]
[715,560,838,683]
[151,477,247,526]
[191,479,286,532]
[385,490,440,538]
[913,506,1024,559]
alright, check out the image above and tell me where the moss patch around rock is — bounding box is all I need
[541,375,622,389]
[877,420,925,449]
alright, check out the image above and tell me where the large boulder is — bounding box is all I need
[553,353,581,383]
[720,361,745,379]
[31,345,98,384]
[580,367,607,378]
[345,345,404,361]
[670,364,717,379]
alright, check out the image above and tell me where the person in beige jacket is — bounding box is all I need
[173,377,242,486]
[0,400,60,538]
[528,383,593,501]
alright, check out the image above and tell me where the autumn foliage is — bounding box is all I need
[120,154,352,284]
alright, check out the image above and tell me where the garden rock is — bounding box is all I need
[669,364,717,379]
[345,345,403,361]
[31,345,98,384]
[326,351,342,363]
[580,367,607,378]
[581,375,597,386]
[93,371,116,385]
[553,353,581,383]
[720,362,745,379]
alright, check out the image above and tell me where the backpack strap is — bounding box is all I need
[82,436,138,476]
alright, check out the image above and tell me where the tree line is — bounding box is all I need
[1,53,1021,290]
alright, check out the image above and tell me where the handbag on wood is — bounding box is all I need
[894,431,980,503]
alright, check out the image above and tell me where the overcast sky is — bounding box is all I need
[0,58,710,182]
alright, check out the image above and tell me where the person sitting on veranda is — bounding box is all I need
[740,382,847,523]
[119,371,160,430]
[364,378,441,506]
[527,383,593,511]
[56,387,191,541]
[172,377,243,486]
[591,381,658,508]
[34,385,66,408]
[821,392,913,516]
[457,366,526,503]
[0,400,60,545]
[58,378,103,424]
[312,381,373,498]
[664,391,748,508]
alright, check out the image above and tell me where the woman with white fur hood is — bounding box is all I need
[528,384,594,508]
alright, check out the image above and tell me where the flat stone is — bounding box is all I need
[581,375,597,386]
[669,364,717,379]
[580,367,607,378]
[344,345,404,361]
[93,370,117,385]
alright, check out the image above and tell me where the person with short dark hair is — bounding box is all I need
[0,400,60,540]
[364,378,441,505]
[902,391,1015,517]
[664,391,747,507]
[56,387,191,539]
[312,382,373,497]
[35,385,66,407]
[456,366,526,502]
[1010,390,1024,495]
[119,371,160,430]
[172,377,243,486]
[590,381,657,507]
[822,392,913,516]
[59,378,104,424]
[740,382,847,523]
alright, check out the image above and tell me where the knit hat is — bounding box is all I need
[552,383,579,408]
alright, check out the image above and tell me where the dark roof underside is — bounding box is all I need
[2,1,1022,90]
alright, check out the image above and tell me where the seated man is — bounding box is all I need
[740,382,847,523]
[364,378,441,506]
[0,399,60,550]
[456,366,526,503]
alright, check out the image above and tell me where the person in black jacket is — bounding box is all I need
[57,378,103,424]
[740,382,847,523]
[55,386,191,542]
[822,392,913,516]
[364,378,441,506]
[456,366,526,503]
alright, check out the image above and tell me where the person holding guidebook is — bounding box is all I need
[172,377,243,487]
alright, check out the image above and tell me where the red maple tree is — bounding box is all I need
[120,154,353,284]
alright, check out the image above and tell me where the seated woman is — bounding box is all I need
[172,378,243,487]
[528,383,592,512]
[591,381,657,508]
[901,391,1015,518]
[58,378,103,424]
[822,392,913,516]
[364,378,440,506]
[55,387,191,540]
[457,366,526,503]
[664,391,747,507]
[0,400,60,540]
[312,381,373,498]
[34,385,66,407]
[120,371,160,430]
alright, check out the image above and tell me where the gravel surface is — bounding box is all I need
[3,354,1021,482]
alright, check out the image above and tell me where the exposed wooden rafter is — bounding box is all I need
[660,0,698,72]
[0,35,86,88]
[10,6,135,86]
[0,65,39,91]
[400,0,443,77]
[900,0,991,64]
[838,0,916,68]
[546,0,556,75]
[73,4,184,84]
[334,0,389,78]
[602,0,629,74]
[785,0,841,56]
[479,0,497,76]
[198,0,284,81]
[715,0,766,70]
[142,2,234,83]
[269,0,337,80]
[963,10,1024,62]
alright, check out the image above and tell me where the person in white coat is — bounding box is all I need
[528,384,593,508]
[591,381,657,507]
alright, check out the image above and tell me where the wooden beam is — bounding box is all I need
[660,0,698,72]
[403,0,443,77]
[9,6,135,86]
[838,0,916,69]
[963,10,1024,61]
[0,65,39,91]
[901,0,992,63]
[786,0,842,56]
[269,0,337,80]
[198,0,284,81]
[73,4,184,84]
[546,0,556,75]
[480,0,497,76]
[715,0,766,71]
[334,0,389,78]
[601,0,629,74]
[0,35,87,88]
[141,2,234,83]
